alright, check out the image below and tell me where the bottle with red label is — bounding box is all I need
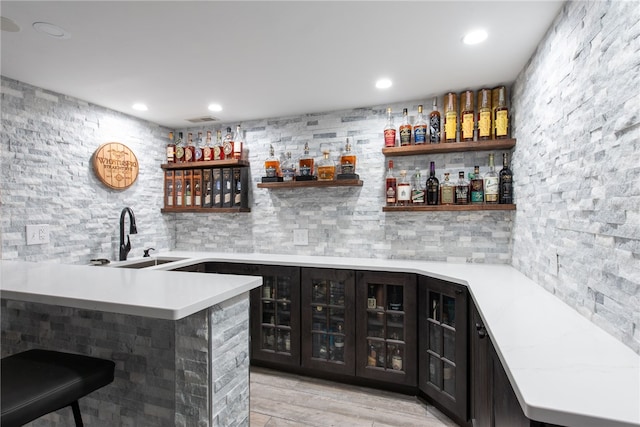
[202,131,213,161]
[384,107,396,147]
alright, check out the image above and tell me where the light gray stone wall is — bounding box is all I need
[1,293,251,426]
[511,0,640,352]
[0,77,174,263]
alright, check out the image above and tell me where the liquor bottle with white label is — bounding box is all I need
[484,154,499,204]
[397,170,412,206]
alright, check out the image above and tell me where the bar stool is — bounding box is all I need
[1,349,115,427]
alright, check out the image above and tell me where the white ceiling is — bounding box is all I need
[1,1,565,129]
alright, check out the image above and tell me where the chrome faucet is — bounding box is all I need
[119,207,138,261]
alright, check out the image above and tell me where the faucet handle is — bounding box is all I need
[143,247,156,257]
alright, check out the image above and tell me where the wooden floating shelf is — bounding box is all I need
[382,139,516,157]
[383,204,516,212]
[257,179,363,189]
[161,159,249,170]
[161,207,251,213]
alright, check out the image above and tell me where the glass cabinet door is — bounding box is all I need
[418,276,468,422]
[301,268,355,375]
[356,271,417,387]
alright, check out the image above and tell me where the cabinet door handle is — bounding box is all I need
[476,323,487,339]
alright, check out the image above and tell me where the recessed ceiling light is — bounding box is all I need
[208,103,223,112]
[32,21,70,39]
[375,78,392,89]
[1,16,20,33]
[463,29,488,45]
[132,103,148,111]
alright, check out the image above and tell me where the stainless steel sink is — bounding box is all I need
[111,257,186,269]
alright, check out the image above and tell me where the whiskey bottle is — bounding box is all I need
[383,107,396,148]
[461,90,475,142]
[185,132,195,162]
[298,142,315,178]
[264,144,281,178]
[385,160,397,206]
[411,168,425,204]
[194,131,204,161]
[426,161,439,205]
[202,131,213,161]
[339,138,357,177]
[317,150,335,181]
[477,89,492,140]
[484,153,499,204]
[175,132,185,162]
[444,92,458,143]
[455,171,470,204]
[399,108,412,146]
[233,124,244,160]
[499,153,513,204]
[470,165,484,204]
[281,152,296,182]
[494,87,509,139]
[166,131,176,163]
[429,97,441,144]
[222,127,233,159]
[413,105,427,144]
[440,172,455,205]
[213,129,224,160]
[397,170,412,206]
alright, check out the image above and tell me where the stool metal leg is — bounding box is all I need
[70,401,84,427]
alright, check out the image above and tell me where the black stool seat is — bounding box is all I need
[1,349,115,427]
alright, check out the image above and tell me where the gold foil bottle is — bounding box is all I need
[477,89,492,140]
[460,90,475,141]
[444,92,458,143]
[494,87,509,139]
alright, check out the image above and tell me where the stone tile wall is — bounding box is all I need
[510,0,640,352]
[1,292,251,426]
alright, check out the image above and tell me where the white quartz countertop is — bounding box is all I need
[1,252,638,427]
[0,259,261,320]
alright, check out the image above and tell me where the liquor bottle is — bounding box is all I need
[426,161,439,205]
[399,108,412,146]
[499,153,513,204]
[264,144,281,178]
[494,87,509,139]
[484,153,499,204]
[461,90,475,142]
[202,131,213,161]
[281,152,296,182]
[470,165,484,204]
[413,105,427,145]
[213,129,224,160]
[175,132,185,162]
[440,172,455,205]
[383,107,396,148]
[391,346,403,371]
[339,138,356,176]
[411,168,425,204]
[397,170,412,206]
[194,131,204,161]
[334,323,345,362]
[385,160,397,206]
[233,124,244,160]
[222,127,233,159]
[317,150,335,181]
[166,131,176,163]
[299,142,315,178]
[185,132,195,162]
[444,92,458,142]
[455,171,470,204]
[477,89,492,140]
[429,97,441,144]
[184,176,192,206]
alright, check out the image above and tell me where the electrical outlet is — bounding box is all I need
[293,229,308,246]
[26,224,50,245]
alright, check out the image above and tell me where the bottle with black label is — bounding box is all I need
[499,153,513,204]
[429,97,441,143]
[426,161,440,205]
[399,108,412,146]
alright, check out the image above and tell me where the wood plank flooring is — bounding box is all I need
[250,367,457,427]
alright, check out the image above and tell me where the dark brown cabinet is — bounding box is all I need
[300,268,356,375]
[418,276,469,426]
[356,271,417,387]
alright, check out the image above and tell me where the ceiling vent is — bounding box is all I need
[186,116,219,123]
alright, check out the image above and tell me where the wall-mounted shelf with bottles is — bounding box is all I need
[383,204,516,212]
[381,138,515,157]
[257,179,363,189]
[160,159,249,170]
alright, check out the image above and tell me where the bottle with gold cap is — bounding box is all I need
[444,93,458,143]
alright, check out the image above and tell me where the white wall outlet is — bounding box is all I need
[26,224,50,245]
[293,229,309,246]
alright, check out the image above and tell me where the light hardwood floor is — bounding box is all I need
[250,367,457,427]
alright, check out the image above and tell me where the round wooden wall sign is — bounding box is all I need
[92,142,139,190]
